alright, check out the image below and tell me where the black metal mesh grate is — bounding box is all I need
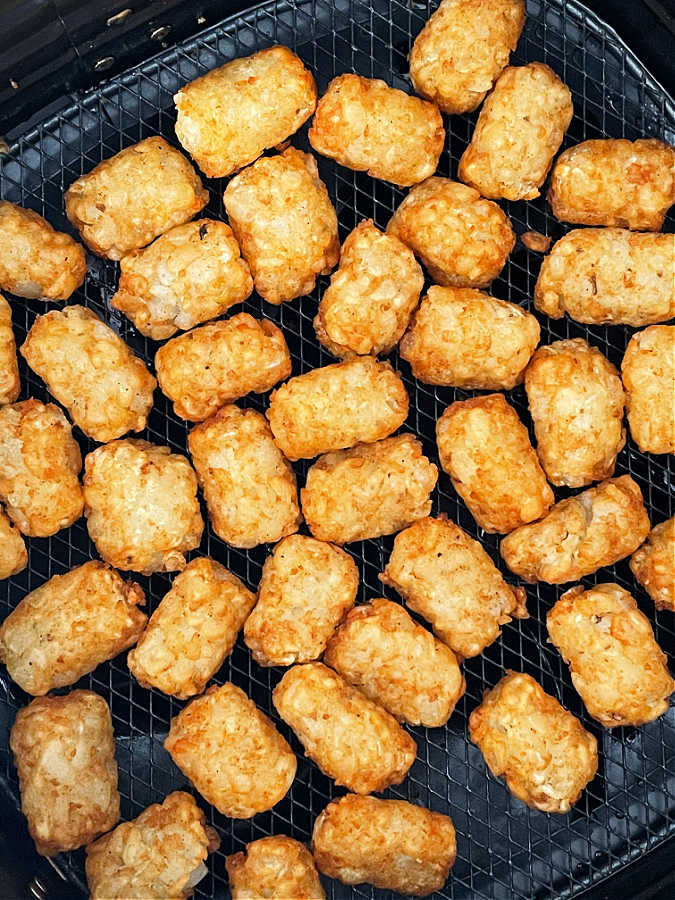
[1,0,674,898]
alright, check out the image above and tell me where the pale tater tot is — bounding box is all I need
[65,136,208,260]
[400,286,539,389]
[224,147,339,304]
[630,517,675,612]
[128,557,256,698]
[267,356,408,460]
[156,313,291,421]
[175,46,317,178]
[548,584,675,727]
[226,836,325,900]
[548,138,675,231]
[84,439,204,575]
[244,534,359,666]
[0,507,27,580]
[622,325,675,454]
[10,691,119,856]
[313,220,424,358]
[525,338,626,488]
[165,683,296,818]
[188,405,301,548]
[273,662,416,794]
[301,434,438,543]
[500,475,650,583]
[0,294,20,404]
[534,229,675,326]
[0,399,83,537]
[21,306,156,442]
[312,794,456,897]
[436,394,553,533]
[387,178,515,288]
[469,672,598,813]
[111,220,253,340]
[0,561,146,695]
[0,202,86,300]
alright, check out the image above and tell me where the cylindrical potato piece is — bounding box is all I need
[312,794,456,896]
[622,325,675,454]
[224,147,339,304]
[267,356,409,460]
[630,516,675,612]
[436,394,553,533]
[314,219,424,358]
[400,286,539,389]
[500,475,651,583]
[244,534,359,666]
[21,305,156,442]
[387,178,515,288]
[11,691,120,856]
[301,434,438,544]
[155,313,291,421]
[65,136,208,259]
[0,507,27,579]
[226,836,325,900]
[128,557,256,698]
[83,439,204,575]
[534,229,675,325]
[0,294,20,404]
[0,561,146,695]
[188,405,301,548]
[165,683,297,818]
[0,399,83,537]
[469,671,598,813]
[548,138,675,231]
[548,583,675,727]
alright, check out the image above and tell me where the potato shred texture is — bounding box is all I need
[622,325,675,455]
[226,835,325,900]
[0,507,27,580]
[630,516,675,612]
[0,294,19,406]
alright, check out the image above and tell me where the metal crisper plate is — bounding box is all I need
[1,0,674,898]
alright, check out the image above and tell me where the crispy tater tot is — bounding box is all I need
[436,394,553,533]
[0,561,146,695]
[165,683,297,818]
[83,439,204,575]
[500,475,650,583]
[301,434,438,544]
[622,325,675,455]
[273,662,416,794]
[387,178,515,288]
[224,147,339,304]
[244,534,359,667]
[0,294,20,405]
[156,313,291,421]
[312,793,456,896]
[21,305,156,442]
[548,138,675,231]
[226,836,325,900]
[630,516,675,612]
[11,691,120,856]
[128,557,256,698]
[400,286,539,389]
[0,507,27,580]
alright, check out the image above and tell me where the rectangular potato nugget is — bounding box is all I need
[0,507,27,580]
[622,325,675,455]
[630,516,675,612]
[0,294,20,405]
[226,836,325,900]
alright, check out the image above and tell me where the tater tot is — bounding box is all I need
[0,399,83,537]
[400,286,539,389]
[156,313,291,421]
[0,294,20,405]
[0,561,146,695]
[313,219,424,358]
[548,138,675,231]
[224,147,339,305]
[11,691,119,856]
[387,177,515,288]
[525,338,626,488]
[622,325,675,454]
[188,405,301,548]
[165,683,296,818]
[469,672,598,813]
[630,516,675,612]
[267,356,408,460]
[312,794,456,896]
[128,557,256,698]
[83,439,204,575]
[500,475,650,583]
[273,662,416,794]
[0,507,27,579]
[436,394,553,533]
[21,305,156,442]
[244,534,359,666]
[226,836,325,900]
[548,584,675,727]
[65,136,208,260]
[301,434,438,544]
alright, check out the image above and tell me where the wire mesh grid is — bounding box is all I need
[0,0,673,897]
